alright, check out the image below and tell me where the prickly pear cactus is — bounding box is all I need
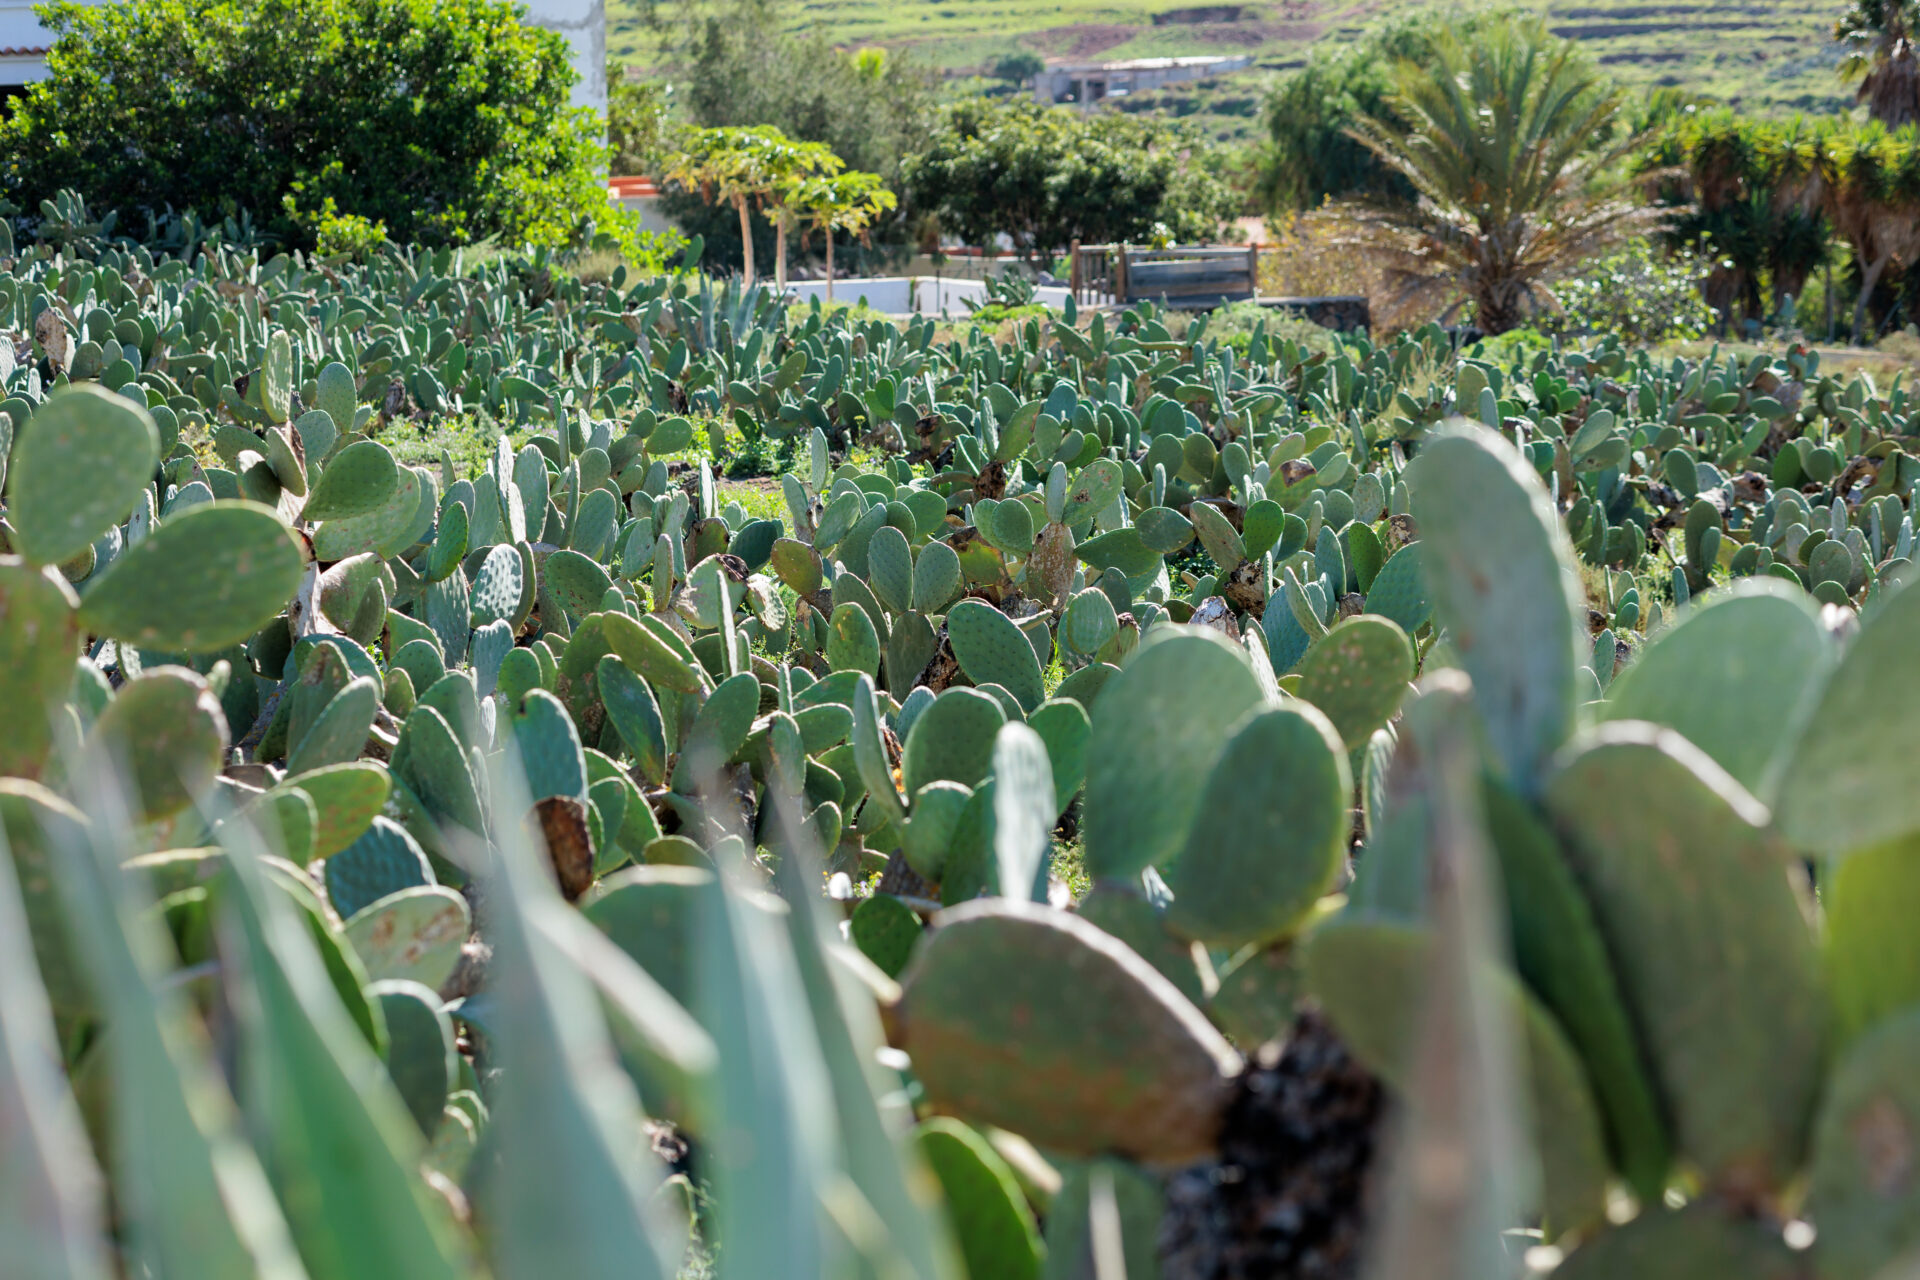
[898,899,1242,1163]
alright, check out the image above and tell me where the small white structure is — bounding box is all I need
[780,277,1073,318]
[1034,55,1251,110]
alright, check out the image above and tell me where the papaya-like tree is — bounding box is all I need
[788,169,897,304]
[662,125,815,288]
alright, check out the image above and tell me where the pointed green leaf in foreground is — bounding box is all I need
[0,798,110,1280]
[216,824,470,1280]
[471,754,680,1280]
[767,790,962,1280]
[24,778,308,1280]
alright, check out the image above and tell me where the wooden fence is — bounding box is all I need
[1070,243,1260,310]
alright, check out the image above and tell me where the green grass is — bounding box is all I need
[615,0,1855,141]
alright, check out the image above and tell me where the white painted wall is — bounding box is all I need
[0,0,62,86]
[780,277,1073,318]
[520,0,605,113]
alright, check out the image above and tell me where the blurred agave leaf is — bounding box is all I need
[212,812,472,1280]
[767,785,964,1280]
[694,840,838,1279]
[467,749,682,1280]
[27,775,310,1279]
[0,801,109,1280]
[1360,677,1534,1280]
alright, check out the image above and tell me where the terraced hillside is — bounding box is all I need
[612,0,1853,128]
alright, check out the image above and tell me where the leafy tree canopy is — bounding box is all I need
[900,97,1241,262]
[0,0,608,250]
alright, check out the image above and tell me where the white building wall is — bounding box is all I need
[521,0,606,114]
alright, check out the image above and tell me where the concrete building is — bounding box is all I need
[1032,55,1252,110]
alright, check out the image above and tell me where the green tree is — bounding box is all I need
[756,138,842,292]
[788,169,897,303]
[1257,7,1523,214]
[1837,0,1920,127]
[900,98,1239,264]
[663,125,825,289]
[645,0,934,274]
[0,0,605,249]
[1337,19,1660,335]
[992,51,1045,86]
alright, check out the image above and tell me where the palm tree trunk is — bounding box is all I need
[1854,248,1894,344]
[735,194,755,288]
[826,233,835,306]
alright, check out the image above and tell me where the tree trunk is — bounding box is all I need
[1854,248,1894,345]
[735,194,755,288]
[775,210,789,294]
[826,233,835,306]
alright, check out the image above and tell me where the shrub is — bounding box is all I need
[0,0,608,249]
[1538,239,1724,344]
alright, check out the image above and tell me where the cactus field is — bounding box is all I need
[6,194,1920,1279]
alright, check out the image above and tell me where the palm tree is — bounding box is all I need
[1837,0,1920,127]
[1336,20,1664,335]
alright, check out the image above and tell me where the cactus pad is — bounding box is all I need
[946,600,1045,712]
[1545,722,1826,1194]
[6,384,160,567]
[849,893,922,978]
[303,439,399,521]
[914,1118,1043,1280]
[1409,424,1583,789]
[902,687,1007,796]
[325,818,434,919]
[1778,575,1920,855]
[1806,1008,1920,1280]
[342,885,470,990]
[75,500,304,653]
[369,979,457,1138]
[1294,614,1414,750]
[899,898,1242,1163]
[1083,627,1267,879]
[1601,579,1831,801]
[0,559,81,780]
[88,667,228,821]
[1160,703,1348,949]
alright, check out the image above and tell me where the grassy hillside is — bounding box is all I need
[611,0,1856,138]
